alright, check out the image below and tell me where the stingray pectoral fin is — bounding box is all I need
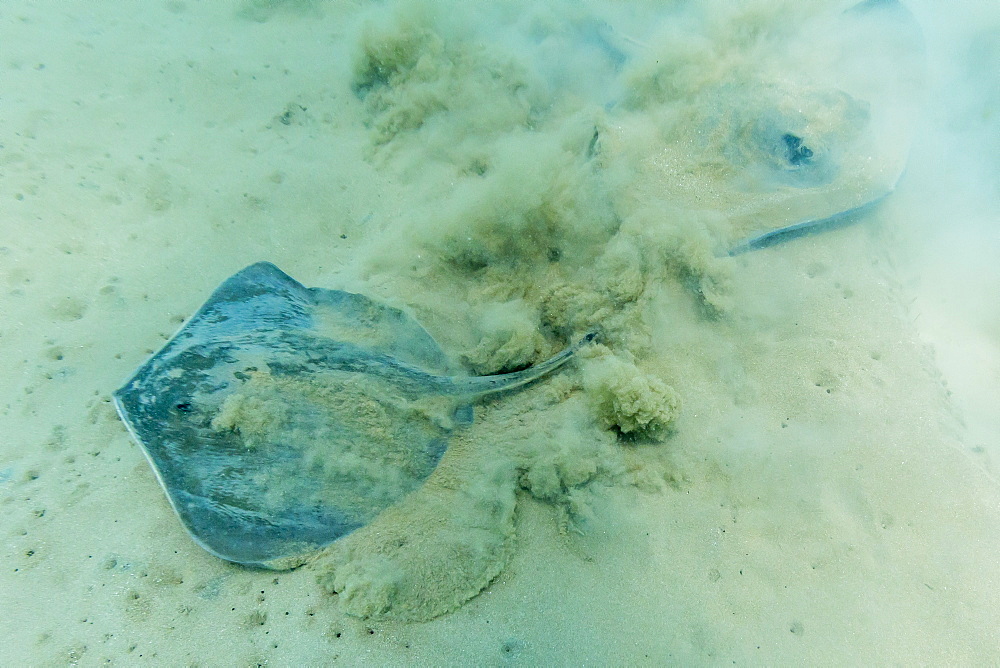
[455,331,598,398]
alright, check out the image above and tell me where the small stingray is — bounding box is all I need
[114,262,594,569]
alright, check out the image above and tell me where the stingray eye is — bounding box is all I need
[746,116,835,188]
[782,133,814,167]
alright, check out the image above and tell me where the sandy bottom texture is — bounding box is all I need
[2,0,999,664]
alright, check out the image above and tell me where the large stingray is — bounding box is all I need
[114,262,594,569]
[114,1,922,571]
[720,0,926,255]
[578,0,926,255]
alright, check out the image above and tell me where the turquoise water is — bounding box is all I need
[2,1,999,664]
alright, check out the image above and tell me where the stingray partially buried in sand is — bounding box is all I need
[113,0,925,616]
[114,262,595,569]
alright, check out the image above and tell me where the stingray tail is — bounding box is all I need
[454,331,598,398]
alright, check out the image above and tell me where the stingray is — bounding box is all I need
[573,0,925,256]
[114,262,594,569]
[720,0,926,255]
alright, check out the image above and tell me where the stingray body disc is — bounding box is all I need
[113,262,469,568]
[601,0,925,254]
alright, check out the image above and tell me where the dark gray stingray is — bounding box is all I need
[114,262,594,569]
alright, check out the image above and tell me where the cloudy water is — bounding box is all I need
[1,0,998,664]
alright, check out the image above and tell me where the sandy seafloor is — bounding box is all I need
[2,0,1000,665]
